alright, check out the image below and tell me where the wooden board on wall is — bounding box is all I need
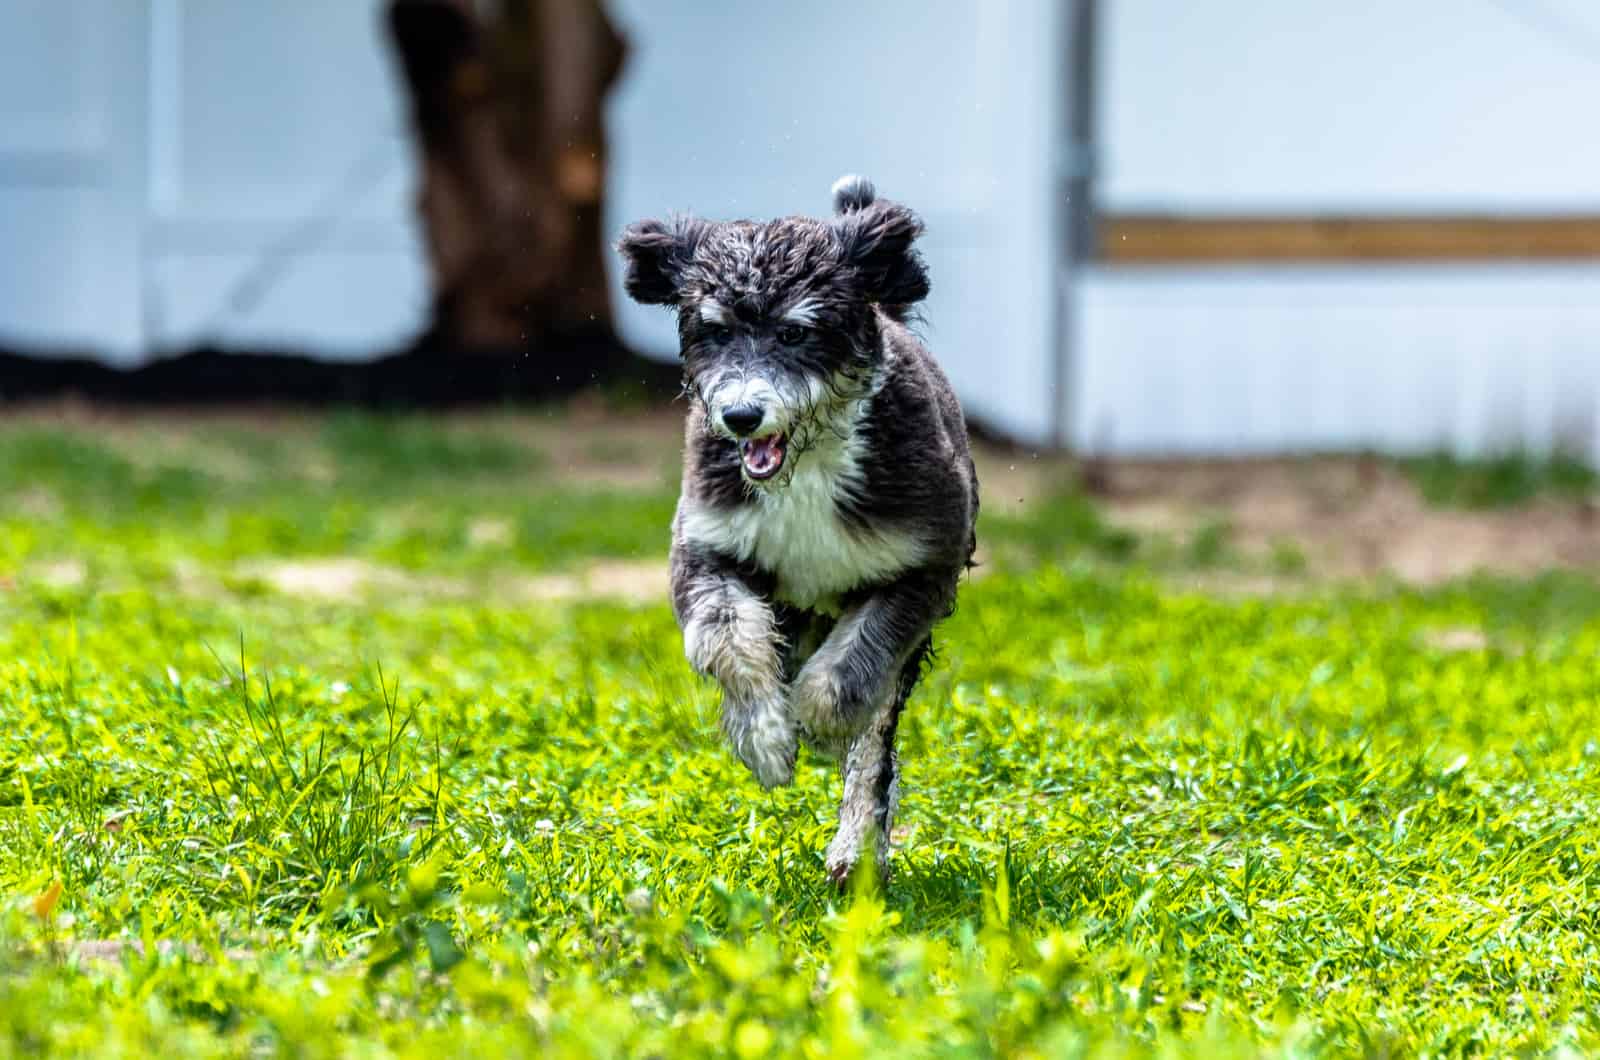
[1100,215,1600,263]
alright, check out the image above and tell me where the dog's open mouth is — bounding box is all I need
[740,433,787,480]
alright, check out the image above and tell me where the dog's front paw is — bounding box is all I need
[789,664,843,739]
[791,662,874,746]
[722,691,797,789]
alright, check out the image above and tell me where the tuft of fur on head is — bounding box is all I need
[831,174,877,216]
[615,215,710,306]
[832,195,929,311]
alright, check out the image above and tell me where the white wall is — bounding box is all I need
[604,0,1066,444]
[1074,264,1600,465]
[0,0,148,359]
[0,0,428,364]
[1100,0,1600,213]
[142,0,428,358]
[1083,0,1600,464]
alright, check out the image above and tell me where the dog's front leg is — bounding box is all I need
[671,546,795,788]
[789,567,954,745]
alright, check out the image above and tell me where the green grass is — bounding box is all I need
[0,415,675,575]
[4,413,1600,1056]
[1399,449,1597,509]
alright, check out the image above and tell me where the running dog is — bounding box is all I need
[616,175,978,884]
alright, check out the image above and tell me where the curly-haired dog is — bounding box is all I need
[616,175,978,884]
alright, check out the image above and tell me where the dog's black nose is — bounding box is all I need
[721,404,765,436]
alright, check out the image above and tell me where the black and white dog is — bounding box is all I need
[616,176,978,883]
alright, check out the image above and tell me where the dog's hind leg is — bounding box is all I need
[823,692,901,887]
[823,638,928,887]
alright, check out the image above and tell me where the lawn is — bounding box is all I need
[3,408,1600,1057]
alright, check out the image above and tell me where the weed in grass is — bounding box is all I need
[1401,448,1597,509]
[1268,538,1308,577]
[1186,519,1234,568]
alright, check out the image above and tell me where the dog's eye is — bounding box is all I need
[776,324,808,346]
[705,324,733,344]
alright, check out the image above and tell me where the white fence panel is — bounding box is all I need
[0,0,146,359]
[1074,265,1600,465]
[143,0,428,357]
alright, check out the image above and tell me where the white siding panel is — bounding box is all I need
[0,0,146,359]
[149,251,428,357]
[1074,266,1600,465]
[144,0,427,356]
[1101,0,1600,213]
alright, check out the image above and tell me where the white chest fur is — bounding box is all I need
[679,437,925,612]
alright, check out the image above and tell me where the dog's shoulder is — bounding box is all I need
[881,317,970,451]
[834,317,977,563]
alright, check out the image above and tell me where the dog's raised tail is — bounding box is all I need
[831,174,876,216]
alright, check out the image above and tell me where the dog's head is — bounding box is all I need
[616,175,928,484]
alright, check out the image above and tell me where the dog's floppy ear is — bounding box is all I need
[615,216,707,306]
[834,200,930,307]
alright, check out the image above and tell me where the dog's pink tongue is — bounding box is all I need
[741,435,784,476]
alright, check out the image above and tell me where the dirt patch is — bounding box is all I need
[11,487,62,519]
[485,395,684,491]
[2,399,311,482]
[68,939,256,964]
[247,558,382,598]
[466,517,515,548]
[2,398,681,493]
[580,559,671,602]
[1159,571,1308,599]
[1418,627,1491,653]
[513,559,669,604]
[1093,457,1600,583]
[31,558,87,588]
[240,556,669,606]
[972,450,1072,518]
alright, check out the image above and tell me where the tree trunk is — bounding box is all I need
[387,0,634,388]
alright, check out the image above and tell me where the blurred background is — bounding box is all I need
[3,0,1600,463]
